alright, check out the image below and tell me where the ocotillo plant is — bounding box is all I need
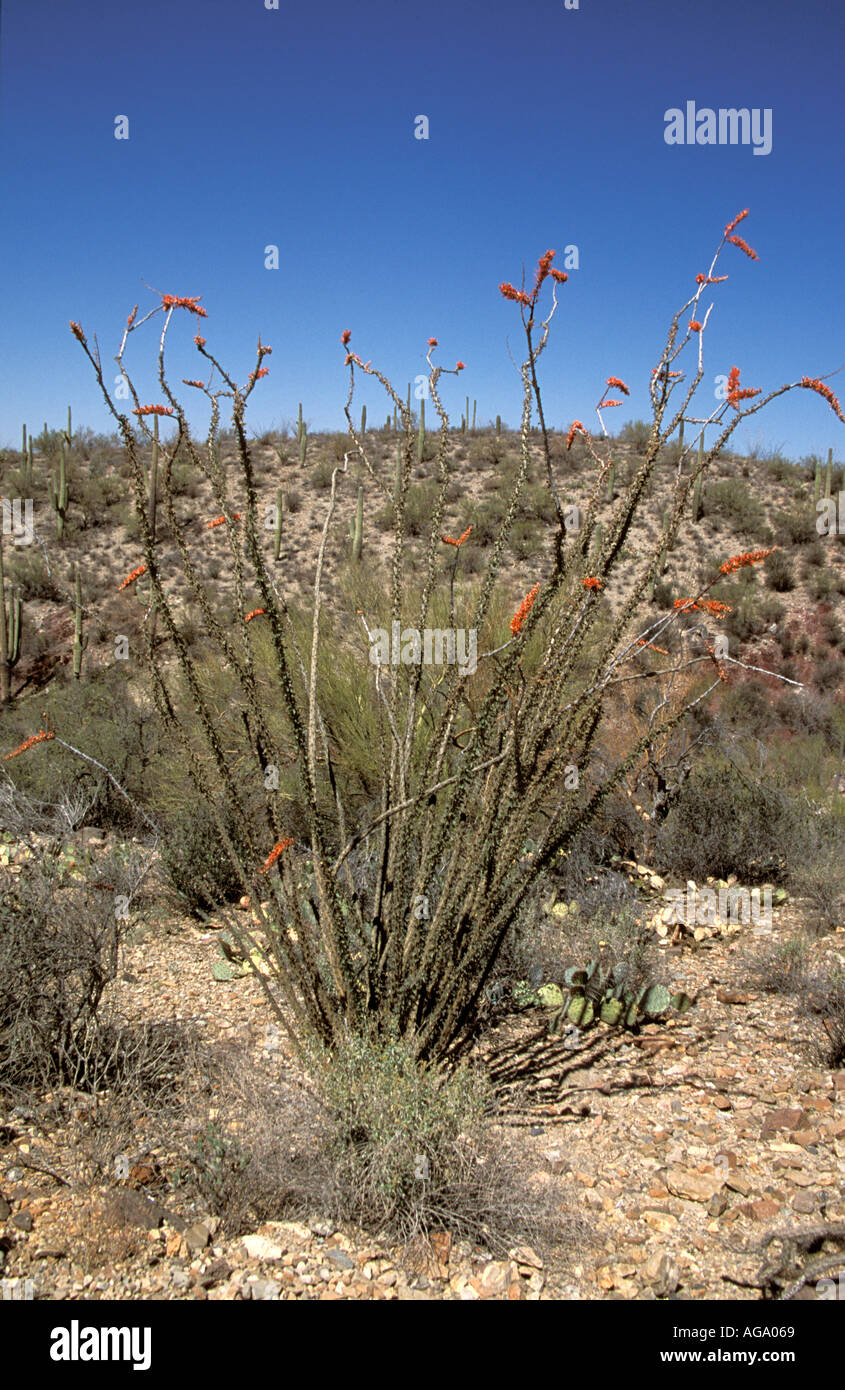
[72,563,87,679]
[66,211,844,1065]
[49,441,70,540]
[692,437,704,523]
[0,527,22,706]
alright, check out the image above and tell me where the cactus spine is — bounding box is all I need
[49,441,70,539]
[0,529,22,706]
[72,563,87,679]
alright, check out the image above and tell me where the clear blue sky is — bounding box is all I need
[1,0,844,460]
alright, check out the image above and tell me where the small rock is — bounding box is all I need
[0,1193,10,1220]
[184,1222,212,1254]
[791,1191,817,1215]
[170,1266,191,1289]
[479,1261,513,1297]
[323,1248,354,1271]
[509,1245,543,1270]
[760,1108,808,1138]
[309,1218,335,1238]
[113,1190,166,1231]
[12,1210,33,1232]
[642,1251,680,1296]
[666,1168,724,1203]
[250,1278,281,1300]
[241,1234,285,1262]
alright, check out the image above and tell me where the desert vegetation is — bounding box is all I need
[2,211,845,1300]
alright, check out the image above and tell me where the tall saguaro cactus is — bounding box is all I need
[0,530,22,705]
[49,441,70,539]
[350,484,364,562]
[825,447,834,501]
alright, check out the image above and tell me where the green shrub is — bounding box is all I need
[161,799,252,915]
[775,509,817,545]
[656,760,798,883]
[764,549,795,591]
[702,479,765,534]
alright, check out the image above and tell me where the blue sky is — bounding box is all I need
[1,0,844,460]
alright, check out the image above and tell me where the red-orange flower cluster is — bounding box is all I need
[259,837,294,874]
[674,598,733,616]
[582,576,602,591]
[635,639,670,656]
[695,273,728,285]
[689,320,703,333]
[566,420,585,450]
[341,329,351,346]
[510,582,540,635]
[133,404,174,417]
[456,361,466,372]
[724,209,750,238]
[182,379,206,389]
[427,337,438,348]
[601,399,623,409]
[725,365,761,410]
[194,335,206,348]
[206,513,242,529]
[244,608,266,623]
[499,282,532,307]
[442,525,473,548]
[719,548,773,576]
[161,294,207,317]
[250,367,270,380]
[118,563,147,592]
[800,377,845,423]
[606,377,630,396]
[3,729,55,761]
[727,235,759,261]
[500,249,569,311]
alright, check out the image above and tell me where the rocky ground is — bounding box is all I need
[1,866,844,1303]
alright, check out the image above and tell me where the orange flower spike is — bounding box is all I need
[719,548,773,576]
[601,399,622,409]
[244,608,266,623]
[456,361,466,372]
[510,582,540,635]
[566,421,585,450]
[118,563,147,592]
[636,639,670,656]
[689,320,703,333]
[727,235,759,261]
[606,377,630,396]
[194,335,206,349]
[160,294,208,318]
[341,330,352,346]
[442,525,473,548]
[207,513,242,529]
[801,378,845,423]
[499,282,532,307]
[427,337,438,348]
[133,405,174,417]
[182,379,206,389]
[69,321,86,343]
[724,208,750,238]
[3,729,55,761]
[696,274,728,285]
[549,269,568,284]
[582,576,602,591]
[259,837,295,874]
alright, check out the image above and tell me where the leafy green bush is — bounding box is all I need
[161,799,251,915]
[703,479,765,534]
[656,760,799,883]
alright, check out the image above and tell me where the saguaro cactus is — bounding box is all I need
[361,404,367,436]
[49,441,70,539]
[0,532,22,705]
[814,457,823,505]
[64,405,72,450]
[825,447,834,501]
[496,414,502,436]
[72,563,87,679]
[417,397,426,464]
[350,485,364,562]
[605,460,616,502]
